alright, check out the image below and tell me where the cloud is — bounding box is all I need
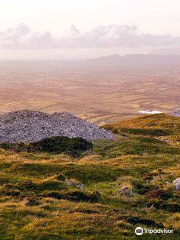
[0,23,180,49]
[0,24,54,49]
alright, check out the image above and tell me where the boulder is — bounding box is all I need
[173,178,180,190]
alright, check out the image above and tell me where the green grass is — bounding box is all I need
[0,136,93,157]
[0,114,180,239]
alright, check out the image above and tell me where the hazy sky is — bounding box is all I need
[0,0,180,59]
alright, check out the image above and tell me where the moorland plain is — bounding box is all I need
[0,59,180,124]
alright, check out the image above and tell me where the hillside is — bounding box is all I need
[87,54,180,66]
[0,114,180,239]
[105,113,180,138]
[109,113,180,129]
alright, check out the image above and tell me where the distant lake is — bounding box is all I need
[138,110,162,114]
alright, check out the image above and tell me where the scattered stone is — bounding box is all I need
[76,183,84,191]
[66,179,74,186]
[173,178,180,190]
[66,179,84,190]
[0,110,114,143]
[119,186,134,196]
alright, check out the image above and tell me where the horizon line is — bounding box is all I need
[1,53,180,61]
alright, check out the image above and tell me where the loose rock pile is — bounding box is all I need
[0,110,114,143]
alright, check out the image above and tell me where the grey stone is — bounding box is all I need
[173,178,180,190]
[0,110,114,143]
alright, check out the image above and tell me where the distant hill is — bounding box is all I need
[87,54,180,67]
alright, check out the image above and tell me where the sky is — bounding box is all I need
[0,0,180,59]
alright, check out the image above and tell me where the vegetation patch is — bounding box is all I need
[0,136,93,157]
[0,114,180,239]
[42,190,101,202]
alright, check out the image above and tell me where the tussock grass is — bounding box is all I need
[0,114,180,239]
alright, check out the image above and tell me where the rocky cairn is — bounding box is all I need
[0,110,114,143]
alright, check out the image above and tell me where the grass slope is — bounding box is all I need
[0,114,180,239]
